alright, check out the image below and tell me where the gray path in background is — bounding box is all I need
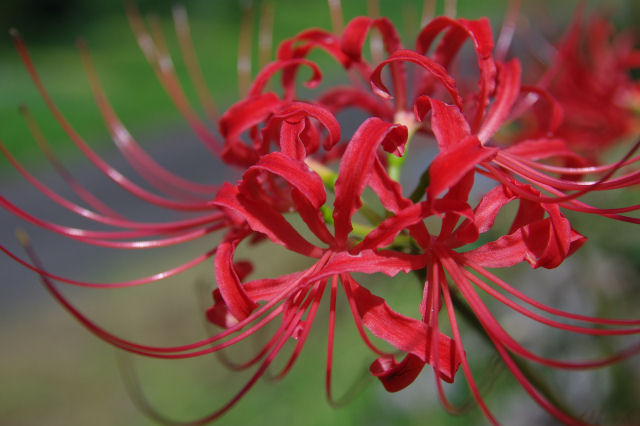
[0,115,441,313]
[0,125,233,312]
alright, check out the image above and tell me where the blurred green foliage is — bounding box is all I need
[0,2,638,425]
[6,0,636,168]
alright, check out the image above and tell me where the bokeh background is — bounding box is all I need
[1,1,639,425]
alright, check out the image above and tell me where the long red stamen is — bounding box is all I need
[172,4,219,122]
[495,0,522,62]
[78,38,219,198]
[3,242,217,288]
[438,256,498,425]
[341,274,395,357]
[463,259,640,326]
[10,30,220,211]
[441,252,640,371]
[237,3,254,97]
[125,5,222,155]
[327,0,344,35]
[267,280,326,380]
[258,1,275,71]
[18,106,126,220]
[421,0,436,27]
[0,140,227,235]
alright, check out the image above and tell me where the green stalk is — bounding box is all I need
[409,165,430,203]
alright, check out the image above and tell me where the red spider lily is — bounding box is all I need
[280,11,640,219]
[367,19,640,220]
[543,10,640,157]
[2,1,640,425]
[347,168,640,425]
[207,116,463,387]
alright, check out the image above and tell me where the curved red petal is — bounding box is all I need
[214,183,322,258]
[248,58,322,98]
[428,135,498,200]
[333,118,407,248]
[345,277,459,382]
[370,354,426,392]
[371,49,462,109]
[477,59,521,143]
[415,96,470,151]
[341,16,407,110]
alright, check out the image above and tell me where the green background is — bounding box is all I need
[1,1,638,425]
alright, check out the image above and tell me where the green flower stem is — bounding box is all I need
[321,205,412,247]
[359,203,385,225]
[387,150,406,182]
[408,165,430,203]
[308,158,384,226]
[320,205,334,225]
[306,158,337,190]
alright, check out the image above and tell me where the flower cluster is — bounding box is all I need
[2,2,639,425]
[546,11,640,157]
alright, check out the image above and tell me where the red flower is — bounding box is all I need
[2,2,639,425]
[208,117,461,404]
[545,11,640,157]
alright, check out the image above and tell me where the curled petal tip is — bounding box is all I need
[304,80,321,90]
[370,82,392,100]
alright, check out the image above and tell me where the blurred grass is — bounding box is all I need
[4,0,634,168]
[0,239,492,426]
[5,240,638,425]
